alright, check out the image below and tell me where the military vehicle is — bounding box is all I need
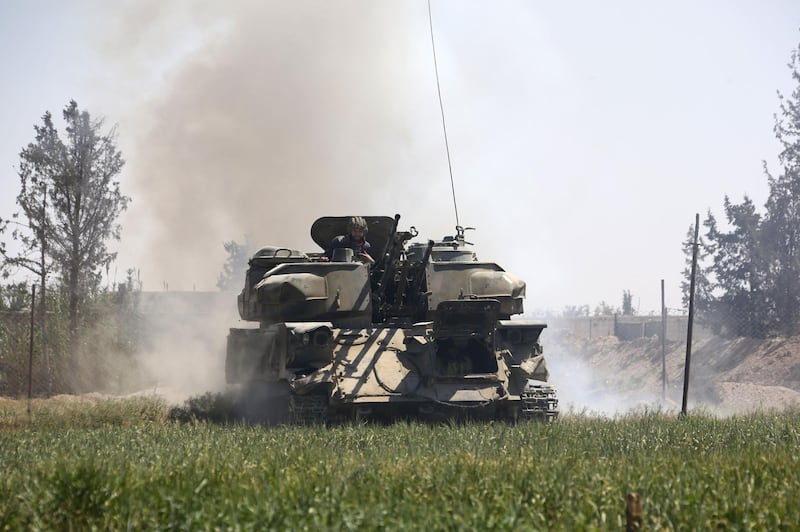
[225,215,557,423]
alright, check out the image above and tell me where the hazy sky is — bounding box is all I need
[1,0,799,314]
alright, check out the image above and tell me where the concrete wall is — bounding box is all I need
[543,315,712,343]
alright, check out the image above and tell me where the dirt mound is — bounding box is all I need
[714,382,800,414]
[546,331,800,415]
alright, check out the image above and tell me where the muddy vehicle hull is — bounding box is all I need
[227,320,558,424]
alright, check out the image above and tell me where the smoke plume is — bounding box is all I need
[105,1,452,291]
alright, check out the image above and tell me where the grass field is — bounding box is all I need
[1,397,798,530]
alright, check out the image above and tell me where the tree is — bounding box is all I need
[593,301,616,317]
[682,39,800,338]
[13,101,129,356]
[710,196,768,336]
[1,121,58,394]
[0,166,54,324]
[123,267,142,292]
[0,281,30,311]
[761,41,800,335]
[562,304,589,317]
[621,289,635,316]
[217,237,251,290]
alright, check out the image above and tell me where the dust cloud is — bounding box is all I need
[125,292,239,403]
[75,1,500,399]
[544,332,677,416]
[547,352,633,416]
[62,291,238,402]
[104,1,452,293]
[546,349,655,416]
[92,2,460,399]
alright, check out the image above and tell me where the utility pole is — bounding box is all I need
[681,213,700,417]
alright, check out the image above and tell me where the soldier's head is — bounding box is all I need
[347,216,368,242]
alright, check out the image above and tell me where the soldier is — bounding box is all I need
[327,216,375,263]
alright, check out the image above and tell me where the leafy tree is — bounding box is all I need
[217,237,251,290]
[1,123,58,393]
[711,196,768,336]
[0,281,30,311]
[761,41,800,335]
[0,173,54,322]
[562,304,589,317]
[12,101,129,357]
[593,301,616,317]
[682,40,800,338]
[123,267,142,292]
[683,204,769,336]
[621,289,635,316]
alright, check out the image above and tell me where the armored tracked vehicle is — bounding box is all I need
[225,215,557,424]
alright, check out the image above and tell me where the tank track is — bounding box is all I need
[289,393,328,425]
[520,382,559,422]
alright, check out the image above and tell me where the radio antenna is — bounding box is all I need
[427,0,460,228]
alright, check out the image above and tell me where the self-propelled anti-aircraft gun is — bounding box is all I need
[225,215,557,423]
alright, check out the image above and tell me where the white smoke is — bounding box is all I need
[545,332,677,416]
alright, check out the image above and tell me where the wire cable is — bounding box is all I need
[427,0,460,228]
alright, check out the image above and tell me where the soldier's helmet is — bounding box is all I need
[348,216,368,235]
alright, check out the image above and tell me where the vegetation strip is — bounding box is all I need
[1,397,798,529]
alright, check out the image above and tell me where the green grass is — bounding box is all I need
[1,399,799,529]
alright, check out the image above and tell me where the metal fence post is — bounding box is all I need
[27,284,36,418]
[661,279,666,404]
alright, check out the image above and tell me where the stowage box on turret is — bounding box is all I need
[225,215,558,423]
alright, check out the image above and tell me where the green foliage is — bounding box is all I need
[0,282,30,311]
[0,403,799,529]
[5,100,130,353]
[0,288,150,396]
[0,396,168,431]
[762,58,800,334]
[593,300,616,317]
[26,101,129,288]
[680,215,715,315]
[683,41,800,337]
[168,392,237,423]
[621,289,635,315]
[562,304,589,317]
